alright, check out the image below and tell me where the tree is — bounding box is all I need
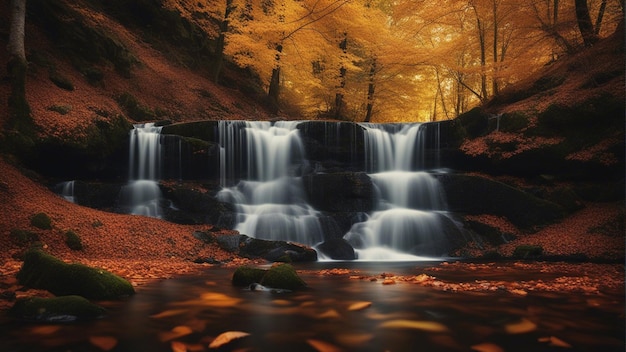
[575,0,599,46]
[213,0,235,83]
[6,0,34,151]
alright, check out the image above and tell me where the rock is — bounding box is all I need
[302,172,374,213]
[260,263,307,290]
[232,266,267,287]
[232,264,307,290]
[9,295,106,322]
[216,234,243,253]
[17,249,135,300]
[237,235,318,262]
[316,238,356,260]
[192,230,216,244]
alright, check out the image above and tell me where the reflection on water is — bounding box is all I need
[1,262,623,352]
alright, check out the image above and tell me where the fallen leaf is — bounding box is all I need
[379,319,449,332]
[307,339,343,352]
[335,333,373,347]
[317,309,341,319]
[150,309,189,319]
[470,342,504,352]
[89,336,118,351]
[505,318,537,334]
[208,331,250,349]
[348,301,372,311]
[31,325,62,335]
[171,341,187,352]
[539,336,572,348]
[159,326,193,342]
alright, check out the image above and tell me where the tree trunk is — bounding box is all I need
[268,44,283,115]
[594,0,607,35]
[7,0,32,134]
[334,32,348,120]
[364,58,375,123]
[213,0,233,84]
[575,0,598,46]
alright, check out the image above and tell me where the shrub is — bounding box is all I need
[10,229,40,245]
[30,212,52,230]
[65,230,83,250]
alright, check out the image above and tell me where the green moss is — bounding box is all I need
[232,264,307,290]
[10,229,40,245]
[9,295,106,322]
[513,245,544,259]
[17,249,135,300]
[232,266,267,287]
[30,212,52,230]
[65,230,83,250]
[261,264,307,290]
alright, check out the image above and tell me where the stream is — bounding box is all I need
[1,261,623,352]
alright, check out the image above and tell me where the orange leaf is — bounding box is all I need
[208,331,250,349]
[89,336,118,351]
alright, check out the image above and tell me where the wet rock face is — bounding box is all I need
[302,172,375,213]
[435,173,565,229]
[216,234,318,263]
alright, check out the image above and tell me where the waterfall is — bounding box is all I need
[56,180,75,203]
[119,123,164,218]
[345,123,450,260]
[216,121,325,245]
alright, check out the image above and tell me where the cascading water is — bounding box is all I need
[118,123,164,218]
[55,180,75,203]
[345,123,450,260]
[216,121,325,245]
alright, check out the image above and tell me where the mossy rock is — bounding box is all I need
[9,295,106,322]
[17,250,135,300]
[513,245,544,259]
[30,212,52,230]
[232,264,307,290]
[64,230,83,250]
[261,264,307,290]
[232,266,267,287]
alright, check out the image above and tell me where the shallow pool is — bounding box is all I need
[1,262,623,351]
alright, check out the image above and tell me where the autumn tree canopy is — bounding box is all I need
[177,0,623,122]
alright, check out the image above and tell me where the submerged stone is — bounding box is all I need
[9,295,106,322]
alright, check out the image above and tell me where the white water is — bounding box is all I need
[217,121,325,245]
[119,123,164,218]
[58,180,75,203]
[346,123,447,261]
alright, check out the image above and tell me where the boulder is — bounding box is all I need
[17,250,135,300]
[316,238,356,260]
[238,235,317,262]
[232,263,307,290]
